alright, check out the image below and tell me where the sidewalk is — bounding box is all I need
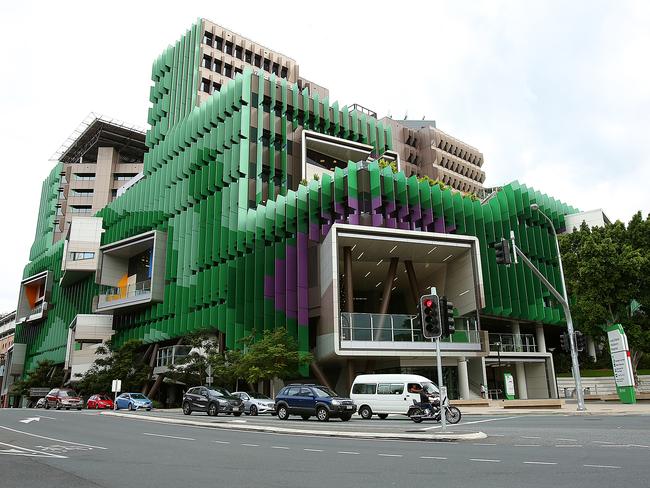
[459,400,650,416]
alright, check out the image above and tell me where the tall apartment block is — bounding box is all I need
[7,18,584,407]
[381,118,486,193]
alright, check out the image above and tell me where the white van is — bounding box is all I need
[350,374,439,419]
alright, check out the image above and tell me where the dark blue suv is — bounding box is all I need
[274,384,357,422]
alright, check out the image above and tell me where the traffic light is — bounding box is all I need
[560,332,570,353]
[420,294,442,339]
[494,238,512,265]
[574,331,586,352]
[440,297,455,338]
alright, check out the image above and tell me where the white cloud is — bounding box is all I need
[0,0,648,310]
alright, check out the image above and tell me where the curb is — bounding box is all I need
[100,412,486,442]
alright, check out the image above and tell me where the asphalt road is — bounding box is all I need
[1,408,648,488]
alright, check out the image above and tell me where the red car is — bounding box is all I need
[44,388,83,410]
[86,394,114,410]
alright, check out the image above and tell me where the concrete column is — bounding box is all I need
[379,258,399,315]
[515,361,528,399]
[404,260,421,308]
[94,147,118,212]
[343,246,354,313]
[457,357,470,400]
[535,323,547,353]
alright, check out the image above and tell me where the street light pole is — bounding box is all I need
[530,204,586,411]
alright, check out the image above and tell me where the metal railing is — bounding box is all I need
[340,312,480,343]
[489,333,537,353]
[156,345,192,368]
[30,303,44,315]
[101,280,151,302]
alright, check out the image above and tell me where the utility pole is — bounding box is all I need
[430,287,446,431]
[508,205,586,411]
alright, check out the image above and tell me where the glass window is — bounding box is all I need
[130,394,147,400]
[71,252,95,261]
[235,45,242,59]
[73,173,95,181]
[215,36,223,50]
[214,60,222,73]
[313,387,338,398]
[389,384,404,395]
[299,387,313,397]
[281,66,288,79]
[203,32,213,47]
[377,383,394,395]
[249,392,271,400]
[224,41,233,55]
[70,206,91,214]
[114,174,137,181]
[352,383,377,395]
[263,58,270,71]
[254,54,261,68]
[224,64,232,77]
[244,50,252,63]
[285,387,300,396]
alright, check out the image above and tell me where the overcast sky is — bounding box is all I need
[1,0,648,312]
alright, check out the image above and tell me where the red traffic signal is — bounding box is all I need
[420,294,441,339]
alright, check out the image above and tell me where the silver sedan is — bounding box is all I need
[232,392,276,416]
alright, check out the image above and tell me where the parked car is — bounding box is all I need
[232,391,276,416]
[182,387,244,416]
[349,374,439,419]
[44,388,83,410]
[274,384,356,422]
[87,394,115,410]
[115,393,152,411]
[34,397,46,408]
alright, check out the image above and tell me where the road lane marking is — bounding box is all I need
[271,446,290,449]
[583,464,621,469]
[378,453,403,457]
[593,440,615,444]
[338,451,360,455]
[521,436,541,439]
[490,434,505,437]
[0,441,67,459]
[555,445,582,448]
[556,438,577,442]
[242,443,259,447]
[304,448,323,452]
[0,425,107,449]
[213,440,230,444]
[422,416,520,430]
[524,461,557,465]
[143,433,195,441]
[420,456,447,460]
[514,444,541,447]
[470,458,501,463]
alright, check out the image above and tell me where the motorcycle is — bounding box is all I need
[407,394,462,424]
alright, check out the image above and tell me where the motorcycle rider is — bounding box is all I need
[409,384,433,415]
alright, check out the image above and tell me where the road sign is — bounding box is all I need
[607,324,636,404]
[111,380,122,393]
[206,377,214,386]
[503,372,516,400]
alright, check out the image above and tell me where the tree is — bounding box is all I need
[234,328,312,386]
[74,340,152,395]
[559,212,650,373]
[11,360,64,396]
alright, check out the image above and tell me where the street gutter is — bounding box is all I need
[101,411,486,442]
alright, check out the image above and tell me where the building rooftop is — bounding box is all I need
[50,113,147,164]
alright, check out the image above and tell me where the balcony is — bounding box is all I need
[340,312,482,352]
[15,271,52,325]
[97,280,152,309]
[489,333,537,353]
[94,230,166,313]
[154,345,193,374]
